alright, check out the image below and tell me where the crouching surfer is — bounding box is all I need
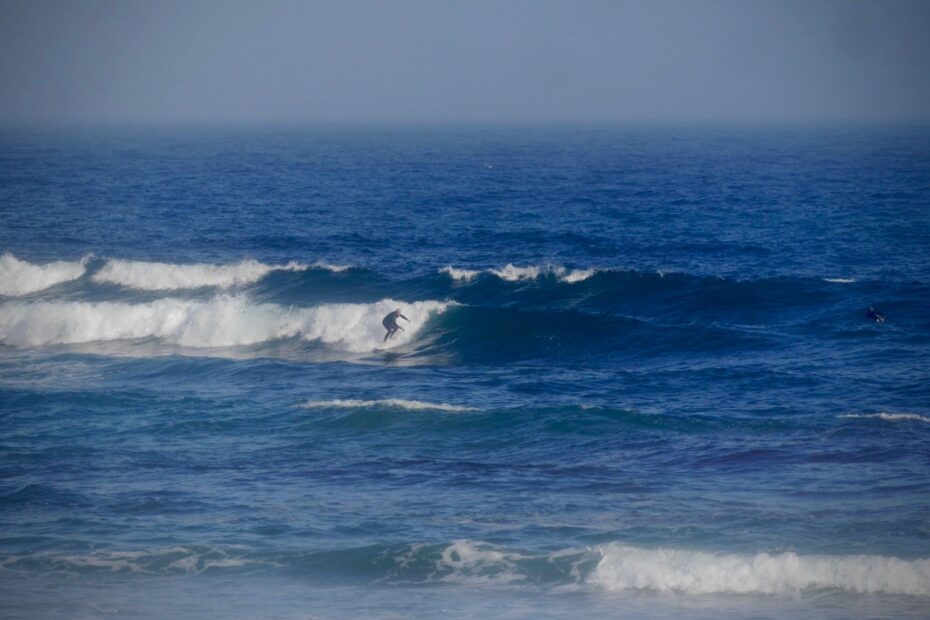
[382,309,409,342]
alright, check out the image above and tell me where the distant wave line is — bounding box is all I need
[840,412,930,424]
[441,263,598,283]
[299,399,477,412]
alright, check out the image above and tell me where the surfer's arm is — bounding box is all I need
[399,313,409,321]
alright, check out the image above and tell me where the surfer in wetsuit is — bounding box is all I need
[866,306,886,323]
[382,309,409,342]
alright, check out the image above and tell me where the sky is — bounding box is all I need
[1,0,929,124]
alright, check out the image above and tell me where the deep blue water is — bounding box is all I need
[1,125,929,619]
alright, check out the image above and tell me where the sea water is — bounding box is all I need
[0,125,928,618]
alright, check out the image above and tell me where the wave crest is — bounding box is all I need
[441,264,598,284]
[91,258,316,290]
[0,253,90,296]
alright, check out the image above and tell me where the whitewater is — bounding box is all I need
[0,294,448,352]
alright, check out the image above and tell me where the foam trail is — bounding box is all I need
[2,546,268,576]
[91,258,336,290]
[840,413,930,424]
[300,399,477,412]
[823,277,857,284]
[0,296,448,353]
[592,543,930,595]
[0,253,90,296]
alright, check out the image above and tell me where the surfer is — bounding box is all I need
[866,306,886,323]
[382,309,409,342]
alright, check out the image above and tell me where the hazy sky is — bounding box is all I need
[1,0,929,123]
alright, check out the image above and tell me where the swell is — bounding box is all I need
[439,267,861,324]
[3,541,927,596]
[4,254,924,363]
[8,254,918,328]
[414,305,772,362]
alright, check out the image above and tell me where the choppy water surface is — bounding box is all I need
[1,126,929,619]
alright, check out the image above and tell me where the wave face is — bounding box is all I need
[592,544,930,596]
[0,253,89,296]
[0,296,447,352]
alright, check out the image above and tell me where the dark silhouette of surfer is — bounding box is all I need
[382,309,409,341]
[866,306,886,323]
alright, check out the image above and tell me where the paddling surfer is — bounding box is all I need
[866,306,886,323]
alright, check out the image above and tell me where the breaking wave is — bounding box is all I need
[592,543,930,595]
[300,399,477,412]
[441,264,598,283]
[0,253,90,296]
[0,296,448,352]
[91,258,348,290]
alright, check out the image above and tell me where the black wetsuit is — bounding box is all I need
[382,310,408,341]
[866,307,886,323]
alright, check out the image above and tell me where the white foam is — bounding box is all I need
[592,543,930,595]
[91,258,314,290]
[441,264,598,284]
[300,399,476,412]
[439,266,481,282]
[489,264,544,281]
[560,268,597,283]
[840,412,930,424]
[435,540,524,585]
[0,253,90,296]
[0,296,448,353]
[311,261,351,273]
[823,277,857,284]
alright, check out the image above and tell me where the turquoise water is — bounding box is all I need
[1,126,929,618]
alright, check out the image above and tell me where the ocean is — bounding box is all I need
[0,125,928,619]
